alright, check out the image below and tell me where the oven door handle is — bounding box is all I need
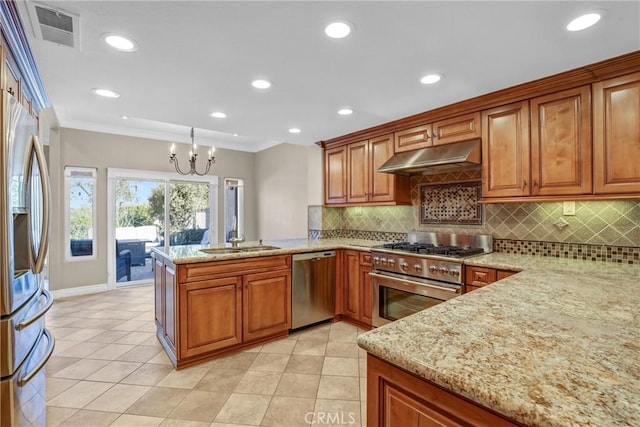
[369,272,460,293]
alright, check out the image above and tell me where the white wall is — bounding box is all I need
[49,128,257,291]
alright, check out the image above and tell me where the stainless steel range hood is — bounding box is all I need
[378,139,481,175]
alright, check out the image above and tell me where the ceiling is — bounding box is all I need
[18,1,640,153]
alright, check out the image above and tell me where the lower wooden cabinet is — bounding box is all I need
[343,250,373,328]
[464,266,516,293]
[154,253,292,368]
[367,354,519,427]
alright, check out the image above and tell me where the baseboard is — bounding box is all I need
[50,283,110,299]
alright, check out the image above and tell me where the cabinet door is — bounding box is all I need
[154,258,165,329]
[178,276,242,359]
[164,265,177,349]
[369,134,397,203]
[343,250,361,320]
[482,101,531,198]
[325,146,348,204]
[531,86,592,196]
[432,112,481,146]
[465,266,496,287]
[593,72,640,194]
[360,264,373,327]
[394,124,432,153]
[383,383,458,427]
[348,140,370,203]
[243,269,291,342]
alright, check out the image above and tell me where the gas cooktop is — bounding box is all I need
[379,242,486,258]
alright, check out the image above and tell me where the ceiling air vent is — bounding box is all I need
[27,3,80,49]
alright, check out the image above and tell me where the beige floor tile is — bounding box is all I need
[59,409,120,426]
[121,363,174,386]
[292,340,327,356]
[313,399,362,427]
[46,377,79,401]
[241,344,262,353]
[113,319,150,331]
[88,310,140,320]
[285,355,325,375]
[47,317,79,328]
[51,340,80,354]
[136,322,158,332]
[46,356,82,377]
[140,335,164,347]
[163,420,211,426]
[209,424,255,427]
[62,328,106,342]
[361,401,367,426]
[126,387,189,417]
[275,372,321,398]
[86,329,130,344]
[358,347,367,359]
[328,329,358,343]
[111,414,164,426]
[47,381,113,408]
[317,376,361,400]
[84,383,150,413]
[260,339,296,354]
[51,359,111,380]
[48,327,80,339]
[360,378,367,402]
[117,345,164,363]
[249,353,290,372]
[55,341,109,358]
[156,366,210,389]
[297,329,330,342]
[147,349,174,365]
[214,393,271,425]
[234,370,282,395]
[88,343,137,360]
[261,396,316,427]
[322,357,360,377]
[66,318,125,329]
[116,331,156,345]
[330,322,358,333]
[194,368,245,392]
[359,357,367,377]
[326,342,360,358]
[45,406,78,427]
[85,361,142,382]
[168,390,230,422]
[212,352,257,370]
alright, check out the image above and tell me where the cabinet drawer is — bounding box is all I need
[432,112,481,146]
[394,124,432,153]
[179,255,291,282]
[359,252,372,266]
[465,266,497,287]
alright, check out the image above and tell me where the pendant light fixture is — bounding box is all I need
[169,127,215,176]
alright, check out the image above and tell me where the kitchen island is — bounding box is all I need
[357,253,640,426]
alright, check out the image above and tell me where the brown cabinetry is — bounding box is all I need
[367,354,518,426]
[342,250,373,328]
[326,134,410,206]
[593,72,640,194]
[394,112,481,153]
[154,253,292,368]
[464,266,516,293]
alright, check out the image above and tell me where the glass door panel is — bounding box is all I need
[168,182,210,247]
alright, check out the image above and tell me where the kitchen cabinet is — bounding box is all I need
[394,112,481,152]
[367,354,518,427]
[153,252,291,368]
[464,266,516,293]
[593,72,640,194]
[343,249,373,328]
[325,134,410,206]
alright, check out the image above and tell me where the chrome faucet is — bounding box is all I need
[228,230,245,248]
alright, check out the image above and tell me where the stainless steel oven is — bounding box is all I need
[371,271,461,327]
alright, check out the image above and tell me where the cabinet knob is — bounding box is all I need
[533,180,538,187]
[522,180,528,188]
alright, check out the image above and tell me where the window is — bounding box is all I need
[224,178,244,243]
[65,167,97,259]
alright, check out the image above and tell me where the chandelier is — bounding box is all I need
[169,127,215,176]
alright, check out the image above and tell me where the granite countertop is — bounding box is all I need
[357,253,640,427]
[152,238,383,264]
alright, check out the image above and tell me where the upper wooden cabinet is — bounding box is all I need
[326,134,410,206]
[530,86,592,196]
[593,72,640,194]
[482,101,531,198]
[394,112,481,153]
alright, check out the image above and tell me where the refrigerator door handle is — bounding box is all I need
[17,328,54,387]
[27,135,50,274]
[16,289,53,331]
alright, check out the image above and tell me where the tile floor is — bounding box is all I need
[45,285,368,426]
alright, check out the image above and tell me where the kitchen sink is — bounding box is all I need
[199,245,280,255]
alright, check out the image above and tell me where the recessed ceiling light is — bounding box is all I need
[420,74,443,85]
[567,12,602,31]
[233,133,238,137]
[338,108,354,116]
[210,112,227,118]
[325,20,352,39]
[252,79,272,89]
[104,34,137,52]
[120,115,128,120]
[289,128,301,134]
[92,88,120,98]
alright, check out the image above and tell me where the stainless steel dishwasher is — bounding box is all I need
[291,251,336,330]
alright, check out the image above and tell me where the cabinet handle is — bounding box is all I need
[522,180,528,189]
[533,180,538,187]
[432,130,438,140]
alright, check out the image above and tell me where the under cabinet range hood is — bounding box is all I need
[378,139,482,175]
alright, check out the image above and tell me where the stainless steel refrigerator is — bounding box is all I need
[0,91,53,426]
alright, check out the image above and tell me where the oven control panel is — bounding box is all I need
[372,252,462,284]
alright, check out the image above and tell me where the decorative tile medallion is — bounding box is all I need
[420,181,482,225]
